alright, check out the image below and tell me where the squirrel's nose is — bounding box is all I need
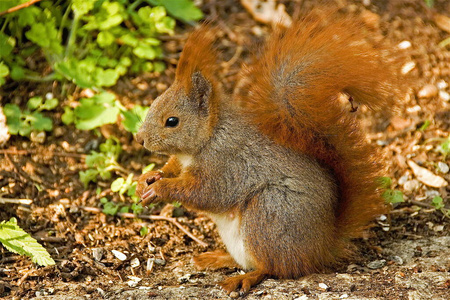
[135,132,144,145]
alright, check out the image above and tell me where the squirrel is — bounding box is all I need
[135,10,401,296]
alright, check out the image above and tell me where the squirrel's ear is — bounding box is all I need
[190,71,212,114]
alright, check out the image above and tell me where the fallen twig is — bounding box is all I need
[0,197,33,205]
[80,206,208,247]
[0,0,43,17]
[0,148,86,159]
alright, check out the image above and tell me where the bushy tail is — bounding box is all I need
[235,10,402,256]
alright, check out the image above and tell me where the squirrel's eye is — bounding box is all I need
[165,117,179,128]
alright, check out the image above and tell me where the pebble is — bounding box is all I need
[403,179,420,193]
[294,296,309,300]
[229,291,239,298]
[398,175,409,185]
[154,258,166,266]
[30,131,46,144]
[130,257,140,268]
[401,61,416,74]
[397,40,412,49]
[318,283,328,290]
[417,84,438,98]
[438,162,449,174]
[439,90,450,102]
[425,190,440,199]
[92,248,104,261]
[112,250,127,261]
[389,256,404,265]
[436,80,448,90]
[367,259,386,269]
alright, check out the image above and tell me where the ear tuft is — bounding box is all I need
[190,72,212,114]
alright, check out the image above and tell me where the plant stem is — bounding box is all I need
[65,13,80,58]
[0,0,43,17]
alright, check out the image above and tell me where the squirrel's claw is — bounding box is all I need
[140,187,157,206]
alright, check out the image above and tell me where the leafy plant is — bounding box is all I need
[79,137,126,187]
[431,196,450,218]
[3,96,57,137]
[62,91,148,133]
[0,0,202,88]
[0,217,55,266]
[437,137,450,160]
[379,177,405,204]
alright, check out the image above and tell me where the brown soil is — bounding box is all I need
[1,0,449,299]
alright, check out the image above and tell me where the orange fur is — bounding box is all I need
[235,12,400,261]
[175,24,218,90]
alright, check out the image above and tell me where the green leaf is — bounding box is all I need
[97,31,115,48]
[0,218,55,266]
[74,93,120,130]
[0,32,14,58]
[111,177,125,193]
[27,97,43,110]
[30,112,53,131]
[26,23,50,48]
[142,163,155,174]
[140,226,148,236]
[72,0,95,17]
[102,201,120,215]
[147,0,203,22]
[42,98,59,111]
[378,176,392,189]
[3,104,21,135]
[121,105,149,134]
[79,169,99,187]
[0,62,9,78]
[61,106,74,125]
[418,120,431,131]
[382,189,404,204]
[432,196,444,210]
[133,44,156,60]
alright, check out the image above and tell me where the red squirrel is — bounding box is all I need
[135,11,401,295]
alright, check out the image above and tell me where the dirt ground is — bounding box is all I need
[1,0,449,299]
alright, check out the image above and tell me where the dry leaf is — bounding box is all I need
[407,160,448,188]
[241,0,292,27]
[434,13,450,33]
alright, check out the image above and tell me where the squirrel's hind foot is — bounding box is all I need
[193,250,238,270]
[219,270,267,295]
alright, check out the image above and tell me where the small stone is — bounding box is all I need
[294,296,309,300]
[401,62,416,74]
[389,256,404,265]
[367,259,386,269]
[403,179,420,193]
[378,214,387,221]
[112,250,127,261]
[439,90,450,102]
[229,291,239,298]
[408,160,448,188]
[434,225,444,232]
[398,175,409,185]
[45,92,54,100]
[126,276,141,287]
[318,283,328,290]
[154,258,166,266]
[178,274,191,284]
[436,80,448,90]
[130,257,140,268]
[340,294,349,299]
[362,0,371,6]
[425,190,440,199]
[30,131,46,144]
[397,41,411,49]
[92,248,104,261]
[417,84,438,98]
[438,162,449,174]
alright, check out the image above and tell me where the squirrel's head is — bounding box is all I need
[136,71,219,155]
[136,24,220,156]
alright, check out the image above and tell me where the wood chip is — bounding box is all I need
[407,160,448,188]
[241,0,292,27]
[434,13,450,33]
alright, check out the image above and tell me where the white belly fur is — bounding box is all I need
[209,213,255,270]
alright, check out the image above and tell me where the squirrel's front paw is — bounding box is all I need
[136,171,163,198]
[139,183,161,206]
